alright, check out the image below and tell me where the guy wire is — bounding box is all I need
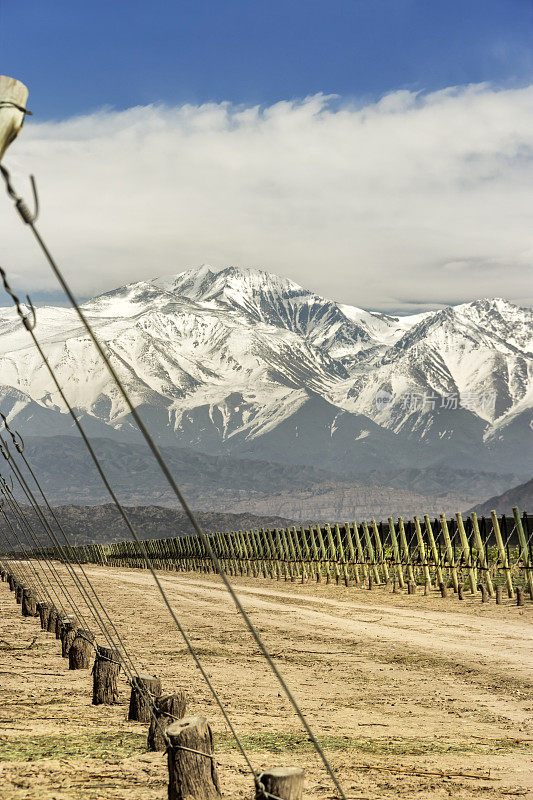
[0,165,348,797]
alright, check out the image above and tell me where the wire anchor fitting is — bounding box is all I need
[0,266,36,331]
[0,412,25,453]
[0,165,39,224]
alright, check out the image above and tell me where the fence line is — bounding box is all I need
[14,508,533,597]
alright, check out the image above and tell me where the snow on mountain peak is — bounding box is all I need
[0,265,530,473]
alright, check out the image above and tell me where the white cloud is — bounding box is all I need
[1,83,532,312]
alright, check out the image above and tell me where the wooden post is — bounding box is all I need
[362,521,380,583]
[491,511,514,598]
[516,587,524,607]
[471,513,494,597]
[397,517,415,584]
[55,614,64,639]
[334,524,349,586]
[69,629,95,669]
[0,76,29,162]
[344,523,359,583]
[439,515,459,592]
[414,516,431,587]
[37,602,51,630]
[308,525,321,581]
[372,519,389,582]
[315,526,329,582]
[513,506,533,599]
[455,513,476,594]
[299,526,312,582]
[15,584,23,604]
[479,584,487,603]
[256,767,304,799]
[324,524,341,583]
[166,716,221,800]
[495,585,503,605]
[148,691,187,751]
[61,619,78,658]
[352,523,369,583]
[92,646,121,704]
[439,582,447,598]
[21,588,38,617]
[128,674,162,722]
[47,608,59,633]
[57,614,75,641]
[388,518,405,588]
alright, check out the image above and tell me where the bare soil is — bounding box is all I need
[0,566,531,799]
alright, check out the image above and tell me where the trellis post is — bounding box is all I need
[388,517,405,588]
[413,516,431,587]
[372,519,389,582]
[470,513,494,596]
[513,506,533,598]
[455,512,477,594]
[352,522,369,583]
[439,515,459,592]
[397,517,415,584]
[492,510,514,597]
[344,523,359,583]
[361,521,380,583]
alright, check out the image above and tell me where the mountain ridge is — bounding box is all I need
[0,266,531,474]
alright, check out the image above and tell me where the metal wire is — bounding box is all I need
[0,166,348,800]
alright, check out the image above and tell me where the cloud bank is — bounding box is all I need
[1,83,532,312]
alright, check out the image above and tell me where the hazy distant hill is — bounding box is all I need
[12,435,523,521]
[2,505,296,548]
[467,478,533,516]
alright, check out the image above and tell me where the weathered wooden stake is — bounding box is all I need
[491,511,514,598]
[166,715,221,800]
[57,615,75,642]
[439,582,447,598]
[128,674,162,722]
[516,587,524,607]
[457,585,464,600]
[471,513,494,597]
[479,584,487,603]
[513,507,533,600]
[256,767,304,800]
[408,581,416,595]
[47,608,59,633]
[55,614,64,639]
[21,588,38,617]
[92,646,121,704]
[455,513,477,594]
[0,75,29,162]
[495,585,502,605]
[148,691,187,751]
[69,629,96,669]
[15,584,23,604]
[61,619,78,658]
[37,602,51,630]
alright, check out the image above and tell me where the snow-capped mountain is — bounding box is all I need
[0,266,531,472]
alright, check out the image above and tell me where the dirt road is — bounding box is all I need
[0,566,531,799]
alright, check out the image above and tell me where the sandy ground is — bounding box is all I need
[0,565,532,799]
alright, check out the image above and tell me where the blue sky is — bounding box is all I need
[1,0,532,119]
[1,1,532,311]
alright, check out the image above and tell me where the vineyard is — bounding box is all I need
[28,508,533,601]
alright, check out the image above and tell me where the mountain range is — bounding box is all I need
[0,266,531,513]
